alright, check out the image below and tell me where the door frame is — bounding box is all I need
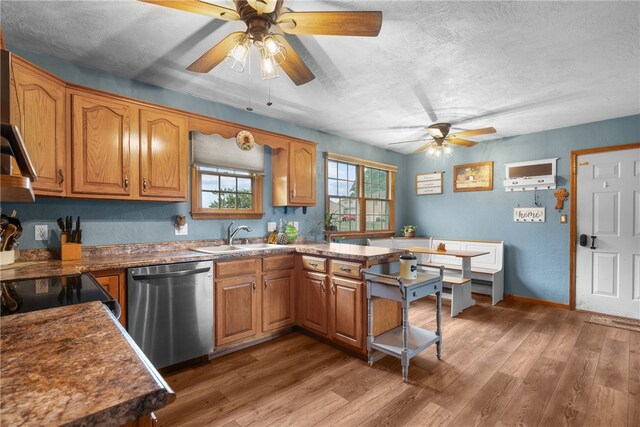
[569,142,640,309]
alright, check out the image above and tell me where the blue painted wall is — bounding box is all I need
[2,47,407,249]
[405,114,640,303]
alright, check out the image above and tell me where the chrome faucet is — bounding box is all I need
[227,222,251,245]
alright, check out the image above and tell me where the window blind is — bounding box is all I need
[192,131,265,173]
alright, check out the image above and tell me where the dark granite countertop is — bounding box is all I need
[0,302,175,426]
[0,243,405,281]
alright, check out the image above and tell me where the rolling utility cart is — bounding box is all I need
[362,267,443,382]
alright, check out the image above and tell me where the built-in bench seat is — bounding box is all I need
[368,237,504,312]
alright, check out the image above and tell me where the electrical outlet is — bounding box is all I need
[35,225,48,241]
[267,222,276,232]
[175,223,188,236]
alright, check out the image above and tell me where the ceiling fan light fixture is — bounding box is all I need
[259,47,280,80]
[224,34,251,72]
[424,142,454,159]
[261,33,287,64]
[443,144,454,157]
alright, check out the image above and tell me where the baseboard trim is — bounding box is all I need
[504,294,570,309]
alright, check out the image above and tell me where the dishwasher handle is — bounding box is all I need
[131,266,211,281]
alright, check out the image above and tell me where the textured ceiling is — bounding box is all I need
[2,1,639,153]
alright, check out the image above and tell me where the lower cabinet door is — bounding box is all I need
[262,270,295,332]
[216,275,259,346]
[329,276,363,349]
[301,271,328,335]
[92,270,127,328]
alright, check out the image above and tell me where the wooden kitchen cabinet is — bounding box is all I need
[215,273,259,346]
[70,91,132,197]
[10,57,66,196]
[272,140,316,207]
[329,276,363,349]
[138,108,188,200]
[301,270,328,335]
[262,269,295,332]
[92,270,127,328]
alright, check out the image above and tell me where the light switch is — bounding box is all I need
[293,221,299,230]
[175,223,188,236]
[267,222,277,232]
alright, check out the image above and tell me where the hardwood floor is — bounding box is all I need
[156,296,639,427]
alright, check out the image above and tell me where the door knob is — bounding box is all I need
[579,234,588,247]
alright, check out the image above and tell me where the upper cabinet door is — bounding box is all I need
[139,108,188,200]
[11,60,66,195]
[289,141,316,205]
[70,92,132,196]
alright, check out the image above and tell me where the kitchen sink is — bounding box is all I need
[235,243,281,250]
[190,245,246,254]
[190,243,281,254]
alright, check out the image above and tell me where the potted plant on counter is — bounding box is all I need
[323,211,338,232]
[403,225,416,238]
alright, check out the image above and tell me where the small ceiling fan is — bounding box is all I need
[389,123,496,158]
[141,0,383,85]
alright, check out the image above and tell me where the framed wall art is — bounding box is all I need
[453,161,493,192]
[416,172,443,195]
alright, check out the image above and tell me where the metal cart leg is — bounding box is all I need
[436,289,442,360]
[367,295,374,367]
[401,304,409,382]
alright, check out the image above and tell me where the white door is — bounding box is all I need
[576,147,640,318]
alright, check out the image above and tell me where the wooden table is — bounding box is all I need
[363,269,443,382]
[407,247,489,316]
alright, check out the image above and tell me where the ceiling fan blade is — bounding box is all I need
[447,137,478,147]
[187,31,245,73]
[140,0,240,20]
[451,127,496,138]
[273,35,315,85]
[414,142,434,153]
[277,11,382,36]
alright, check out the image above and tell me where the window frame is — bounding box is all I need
[325,152,396,238]
[191,166,264,219]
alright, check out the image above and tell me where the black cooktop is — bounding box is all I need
[1,274,119,317]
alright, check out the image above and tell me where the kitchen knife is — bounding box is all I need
[66,216,72,241]
[75,217,80,236]
[56,218,65,232]
[77,229,82,245]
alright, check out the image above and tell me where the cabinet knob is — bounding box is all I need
[331,281,337,295]
[57,169,64,186]
[264,279,268,290]
[123,176,129,191]
[340,267,351,273]
[252,281,256,293]
[320,279,326,292]
[143,177,148,192]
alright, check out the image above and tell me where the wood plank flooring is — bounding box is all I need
[156,296,638,427]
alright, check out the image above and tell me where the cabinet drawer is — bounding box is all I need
[301,256,326,273]
[263,254,295,272]
[216,258,259,278]
[407,281,441,302]
[331,260,362,279]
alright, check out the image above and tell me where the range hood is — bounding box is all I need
[1,48,37,202]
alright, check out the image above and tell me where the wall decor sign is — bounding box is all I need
[453,161,493,192]
[416,172,443,195]
[514,207,546,222]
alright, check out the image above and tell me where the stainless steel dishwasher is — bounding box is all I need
[127,261,214,369]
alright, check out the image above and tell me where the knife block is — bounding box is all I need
[60,235,82,261]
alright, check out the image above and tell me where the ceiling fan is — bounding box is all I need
[141,0,383,85]
[389,123,496,158]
